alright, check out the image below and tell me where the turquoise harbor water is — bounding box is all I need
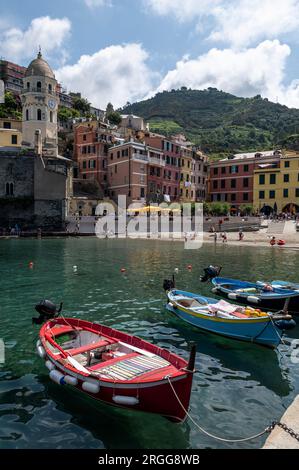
[0,238,299,449]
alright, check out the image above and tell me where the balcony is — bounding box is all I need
[22,87,56,95]
[148,156,166,167]
[132,153,148,162]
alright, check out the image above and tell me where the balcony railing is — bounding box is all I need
[149,156,166,167]
[22,87,56,95]
[132,153,148,162]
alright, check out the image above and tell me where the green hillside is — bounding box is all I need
[121,88,299,159]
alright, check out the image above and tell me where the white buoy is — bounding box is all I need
[63,375,78,386]
[73,265,78,273]
[247,296,260,304]
[82,380,100,394]
[37,344,46,359]
[112,396,139,406]
[174,268,179,274]
[45,360,55,371]
[49,370,65,385]
[228,293,237,300]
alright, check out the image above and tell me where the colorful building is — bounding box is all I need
[107,140,165,203]
[253,150,299,214]
[208,150,281,209]
[144,134,181,202]
[74,120,115,195]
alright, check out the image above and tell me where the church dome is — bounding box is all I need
[25,51,55,79]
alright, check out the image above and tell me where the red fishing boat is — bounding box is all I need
[36,316,196,422]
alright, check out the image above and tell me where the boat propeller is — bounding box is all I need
[200,265,222,283]
[32,300,63,325]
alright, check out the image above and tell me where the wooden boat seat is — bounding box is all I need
[67,338,118,356]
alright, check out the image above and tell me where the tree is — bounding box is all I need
[72,96,91,115]
[0,91,21,119]
[106,111,122,126]
[106,102,114,115]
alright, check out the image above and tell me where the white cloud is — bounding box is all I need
[210,0,299,48]
[56,43,155,109]
[145,0,299,48]
[149,40,299,107]
[0,16,71,64]
[144,0,220,21]
[84,0,112,8]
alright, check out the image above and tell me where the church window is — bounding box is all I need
[48,84,52,93]
[37,109,42,121]
[26,110,29,121]
[50,111,53,123]
[26,82,30,90]
[5,182,14,196]
[37,81,42,91]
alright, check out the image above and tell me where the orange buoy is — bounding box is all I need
[29,261,34,269]
[187,265,192,271]
[120,268,126,273]
[277,239,286,246]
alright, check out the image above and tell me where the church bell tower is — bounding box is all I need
[21,51,59,156]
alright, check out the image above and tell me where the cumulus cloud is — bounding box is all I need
[145,0,299,48]
[210,0,299,48]
[148,40,299,107]
[56,43,155,109]
[0,16,71,64]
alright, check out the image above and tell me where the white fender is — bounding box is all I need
[49,370,65,385]
[247,296,260,304]
[45,360,55,371]
[112,396,139,406]
[228,293,237,300]
[37,345,46,359]
[82,380,100,394]
[63,375,78,386]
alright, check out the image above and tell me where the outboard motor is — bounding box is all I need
[163,276,175,292]
[32,300,63,325]
[200,265,222,283]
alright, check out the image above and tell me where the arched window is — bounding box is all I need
[26,82,30,90]
[37,109,42,121]
[5,182,14,196]
[48,83,52,94]
[50,111,53,123]
[37,81,42,91]
[26,109,29,121]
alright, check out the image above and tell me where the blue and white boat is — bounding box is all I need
[211,278,299,313]
[163,285,295,349]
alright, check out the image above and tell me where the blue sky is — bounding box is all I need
[1,0,299,109]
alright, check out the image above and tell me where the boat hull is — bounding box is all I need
[43,353,192,422]
[166,291,283,348]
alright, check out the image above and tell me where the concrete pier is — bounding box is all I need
[263,396,299,449]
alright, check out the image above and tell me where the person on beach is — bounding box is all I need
[239,229,244,241]
[221,232,228,243]
[213,232,217,243]
[270,236,276,246]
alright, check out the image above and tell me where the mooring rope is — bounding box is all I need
[167,377,270,443]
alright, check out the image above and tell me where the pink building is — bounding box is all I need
[107,140,164,203]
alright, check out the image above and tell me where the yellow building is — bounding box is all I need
[253,151,299,214]
[180,145,194,202]
[0,128,22,148]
